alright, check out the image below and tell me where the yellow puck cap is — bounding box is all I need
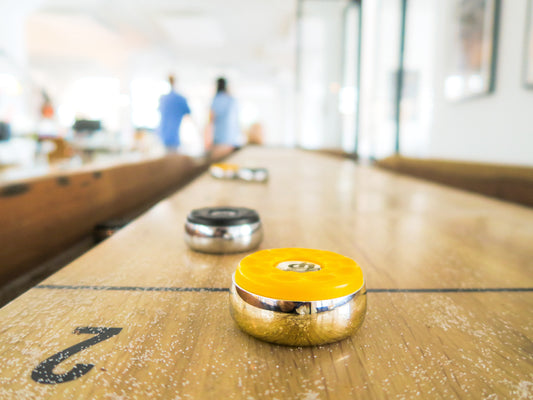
[211,163,239,171]
[234,248,364,301]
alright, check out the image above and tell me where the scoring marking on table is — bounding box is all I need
[34,284,533,293]
[32,326,122,385]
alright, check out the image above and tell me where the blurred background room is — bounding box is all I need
[1,0,532,167]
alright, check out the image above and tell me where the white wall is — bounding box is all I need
[402,0,533,166]
[0,2,33,67]
[398,0,436,159]
[297,0,347,150]
[358,0,401,159]
[0,1,44,134]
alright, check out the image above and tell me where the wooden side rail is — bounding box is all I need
[375,155,533,208]
[0,147,234,284]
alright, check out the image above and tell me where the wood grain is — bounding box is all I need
[42,148,533,290]
[0,147,532,399]
[0,289,531,399]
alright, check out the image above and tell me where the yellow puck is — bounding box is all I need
[235,248,364,301]
[211,163,239,171]
[210,163,239,179]
[230,248,367,346]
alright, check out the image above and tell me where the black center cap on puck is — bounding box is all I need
[187,207,260,227]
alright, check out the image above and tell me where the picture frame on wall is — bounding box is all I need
[524,0,533,88]
[444,0,500,101]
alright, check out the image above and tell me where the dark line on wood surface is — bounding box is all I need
[35,285,229,292]
[1,183,30,197]
[368,288,533,293]
[34,285,533,293]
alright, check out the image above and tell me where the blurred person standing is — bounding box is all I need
[158,75,191,151]
[208,77,243,149]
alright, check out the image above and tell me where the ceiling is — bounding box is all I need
[24,0,298,84]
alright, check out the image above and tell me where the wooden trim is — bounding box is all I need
[375,155,533,207]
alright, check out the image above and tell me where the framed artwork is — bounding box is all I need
[444,0,500,101]
[524,0,533,88]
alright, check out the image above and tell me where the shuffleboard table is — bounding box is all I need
[0,147,532,399]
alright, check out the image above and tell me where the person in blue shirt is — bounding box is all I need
[209,77,242,148]
[158,75,191,150]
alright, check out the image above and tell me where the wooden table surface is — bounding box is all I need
[0,147,532,399]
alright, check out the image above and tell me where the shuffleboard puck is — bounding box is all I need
[185,207,263,254]
[230,248,366,346]
[210,163,240,179]
[210,163,268,183]
[237,167,268,182]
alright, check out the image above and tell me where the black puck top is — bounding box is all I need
[186,207,260,227]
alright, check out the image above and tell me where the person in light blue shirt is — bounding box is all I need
[210,77,242,147]
[158,75,191,150]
